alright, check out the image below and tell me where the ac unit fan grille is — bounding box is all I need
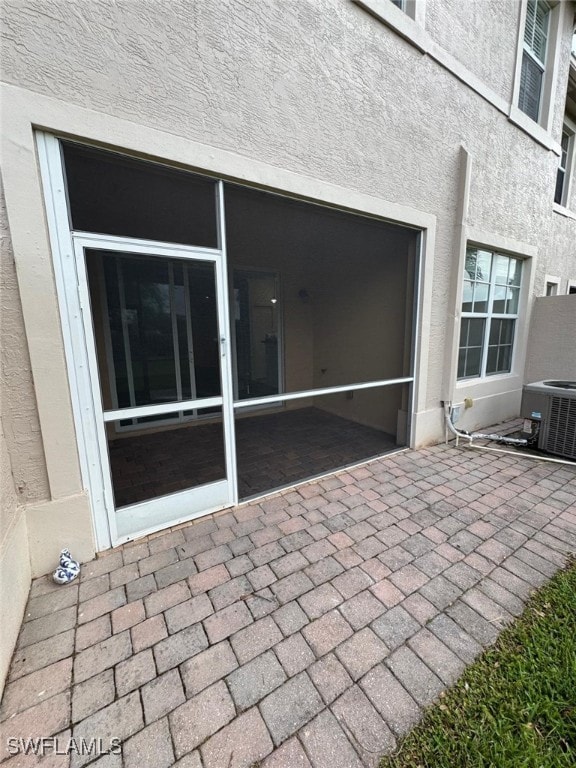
[546,396,576,459]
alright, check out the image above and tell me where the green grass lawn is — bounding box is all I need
[381,560,576,768]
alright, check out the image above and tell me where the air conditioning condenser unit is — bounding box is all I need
[520,381,576,460]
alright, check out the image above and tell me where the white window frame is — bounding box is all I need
[544,274,560,295]
[512,0,562,133]
[388,0,422,22]
[567,279,576,294]
[353,0,427,52]
[458,248,523,381]
[519,0,551,123]
[554,119,575,209]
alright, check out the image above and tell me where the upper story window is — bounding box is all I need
[354,1,426,44]
[386,0,421,22]
[458,248,523,380]
[555,126,574,206]
[518,0,551,122]
[545,278,559,295]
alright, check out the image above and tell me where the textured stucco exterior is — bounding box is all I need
[0,1,575,690]
[0,422,18,548]
[0,419,31,700]
[1,178,50,505]
[425,0,519,103]
[0,1,571,253]
[0,176,44,696]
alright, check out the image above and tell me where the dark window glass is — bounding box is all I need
[467,317,485,347]
[88,250,221,423]
[457,318,484,379]
[555,131,570,205]
[486,319,515,375]
[519,52,543,122]
[62,142,218,247]
[555,168,565,204]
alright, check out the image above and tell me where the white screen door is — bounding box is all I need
[74,235,236,543]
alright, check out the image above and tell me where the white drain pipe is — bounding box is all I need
[443,403,528,447]
[443,404,576,465]
[464,442,576,466]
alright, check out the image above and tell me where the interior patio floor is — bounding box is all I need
[109,407,399,507]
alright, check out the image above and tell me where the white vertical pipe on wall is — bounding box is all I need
[444,144,473,403]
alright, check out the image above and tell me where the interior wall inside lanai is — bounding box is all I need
[225,184,417,435]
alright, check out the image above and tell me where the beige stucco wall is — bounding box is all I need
[524,294,576,383]
[0,420,19,551]
[0,1,571,273]
[0,177,50,505]
[0,177,37,693]
[0,0,575,558]
[0,423,31,699]
[1,158,97,572]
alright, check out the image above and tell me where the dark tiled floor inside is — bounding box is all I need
[236,408,397,498]
[109,408,398,507]
[109,419,227,507]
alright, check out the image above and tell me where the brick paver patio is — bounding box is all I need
[1,443,575,767]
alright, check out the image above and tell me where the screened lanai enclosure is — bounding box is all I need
[55,140,419,541]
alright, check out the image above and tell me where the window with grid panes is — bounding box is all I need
[458,248,523,380]
[519,0,551,122]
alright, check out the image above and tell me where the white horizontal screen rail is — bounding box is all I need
[72,231,223,260]
[233,377,414,410]
[103,396,223,422]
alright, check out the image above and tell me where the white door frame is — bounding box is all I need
[37,133,238,548]
[74,234,237,545]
